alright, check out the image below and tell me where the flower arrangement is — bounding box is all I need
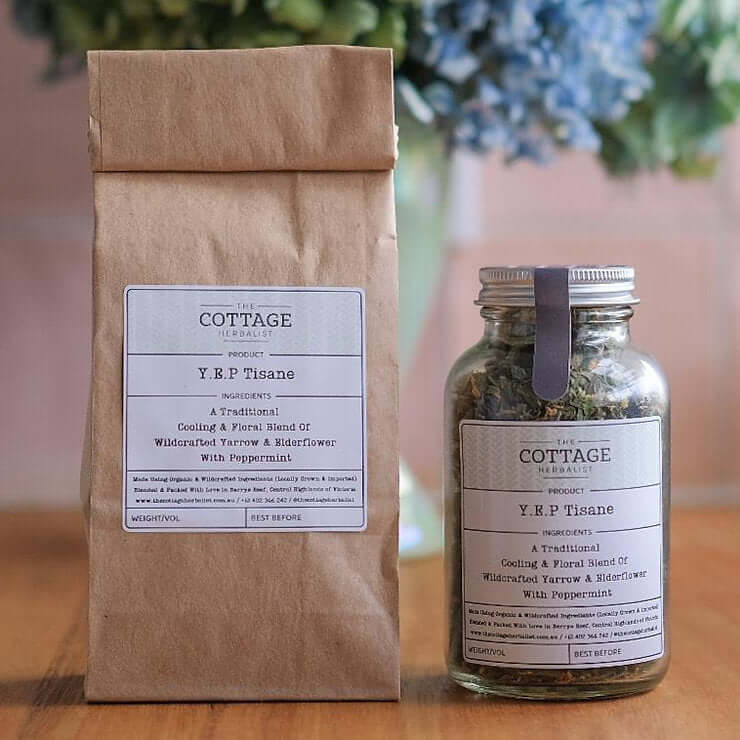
[13,0,413,71]
[400,0,656,161]
[598,0,740,176]
[12,0,740,177]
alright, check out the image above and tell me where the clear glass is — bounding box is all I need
[444,305,670,700]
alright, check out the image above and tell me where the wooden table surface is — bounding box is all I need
[1,509,739,739]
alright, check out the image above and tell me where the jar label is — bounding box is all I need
[122,285,367,532]
[459,418,664,669]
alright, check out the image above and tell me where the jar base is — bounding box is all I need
[449,668,662,701]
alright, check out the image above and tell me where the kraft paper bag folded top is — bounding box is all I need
[83,47,399,702]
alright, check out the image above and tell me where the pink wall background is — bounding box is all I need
[1,10,738,507]
[1,13,91,507]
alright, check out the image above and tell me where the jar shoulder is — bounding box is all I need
[445,340,489,392]
[616,344,670,407]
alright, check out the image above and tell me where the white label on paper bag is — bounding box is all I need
[123,286,367,532]
[460,418,664,669]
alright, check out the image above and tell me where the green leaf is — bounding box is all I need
[121,0,156,20]
[670,129,723,177]
[309,0,378,45]
[103,11,121,44]
[708,34,740,86]
[231,0,249,16]
[158,0,190,17]
[714,81,740,124]
[672,153,720,178]
[157,0,190,18]
[712,0,739,27]
[254,28,302,46]
[360,6,407,66]
[137,26,167,48]
[166,23,189,48]
[56,3,102,51]
[661,0,703,41]
[263,0,325,32]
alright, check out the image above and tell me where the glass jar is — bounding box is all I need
[444,266,670,700]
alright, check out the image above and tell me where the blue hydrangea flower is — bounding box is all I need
[401,0,658,161]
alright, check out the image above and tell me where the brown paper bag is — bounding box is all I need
[83,47,399,701]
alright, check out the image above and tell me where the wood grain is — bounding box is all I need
[1,509,738,739]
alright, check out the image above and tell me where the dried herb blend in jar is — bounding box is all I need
[444,266,670,700]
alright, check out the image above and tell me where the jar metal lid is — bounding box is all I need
[476,265,639,307]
